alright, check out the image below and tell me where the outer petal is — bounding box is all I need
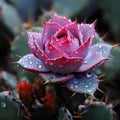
[79,22,95,44]
[45,56,83,74]
[88,43,112,58]
[77,52,109,72]
[25,31,42,57]
[39,73,74,83]
[18,54,50,72]
[44,40,64,59]
[70,37,91,58]
[49,12,71,26]
[66,72,98,95]
[33,37,48,61]
[42,21,61,46]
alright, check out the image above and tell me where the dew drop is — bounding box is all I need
[28,56,31,59]
[75,51,78,54]
[75,85,78,88]
[1,101,7,108]
[84,60,88,64]
[38,65,42,68]
[99,44,102,48]
[30,61,32,64]
[86,72,92,77]
[85,85,89,88]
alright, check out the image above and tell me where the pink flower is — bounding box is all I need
[18,13,112,94]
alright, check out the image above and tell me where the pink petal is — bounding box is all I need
[39,73,74,83]
[49,12,71,26]
[42,21,61,46]
[66,22,83,44]
[25,31,42,57]
[33,38,48,61]
[45,56,83,74]
[18,54,50,72]
[70,37,91,58]
[77,52,109,72]
[44,40,64,59]
[56,37,79,55]
[79,22,95,44]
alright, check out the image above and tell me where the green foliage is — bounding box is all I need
[82,103,113,120]
[0,91,24,120]
[53,0,90,17]
[101,0,120,38]
[0,0,22,35]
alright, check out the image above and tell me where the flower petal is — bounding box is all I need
[39,73,74,83]
[88,43,113,58]
[33,37,48,61]
[66,72,98,95]
[42,21,61,45]
[79,22,95,44]
[70,37,91,58]
[49,12,71,26]
[25,31,42,57]
[18,54,50,72]
[45,40,64,59]
[77,52,109,72]
[45,56,83,74]
[66,22,83,44]
[56,37,79,55]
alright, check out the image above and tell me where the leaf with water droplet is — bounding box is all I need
[0,91,25,119]
[18,54,49,72]
[66,72,98,95]
[82,103,113,120]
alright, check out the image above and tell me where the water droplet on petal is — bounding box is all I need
[38,65,42,68]
[30,61,32,64]
[86,72,92,77]
[85,85,89,88]
[1,101,7,108]
[75,85,78,88]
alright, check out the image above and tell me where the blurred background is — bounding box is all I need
[0,0,120,119]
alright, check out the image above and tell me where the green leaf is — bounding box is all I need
[101,0,120,38]
[0,0,22,34]
[0,91,24,120]
[11,32,39,81]
[82,103,113,120]
[53,0,90,17]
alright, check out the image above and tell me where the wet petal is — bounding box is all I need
[45,40,64,59]
[66,72,98,95]
[56,37,79,55]
[42,21,61,45]
[39,73,74,83]
[25,31,42,57]
[45,56,83,74]
[66,22,83,44]
[79,22,95,44]
[70,37,91,58]
[77,52,109,72]
[33,38,48,61]
[49,12,71,26]
[89,43,112,58]
[18,54,50,72]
